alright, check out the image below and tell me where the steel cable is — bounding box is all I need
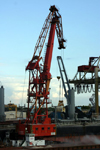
[80,85,84,93]
[87,85,91,93]
[83,85,88,93]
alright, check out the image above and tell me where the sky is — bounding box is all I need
[0,0,100,107]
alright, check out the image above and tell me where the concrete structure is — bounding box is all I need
[0,86,5,121]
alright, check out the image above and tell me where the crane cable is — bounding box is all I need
[59,79,61,101]
[21,71,26,107]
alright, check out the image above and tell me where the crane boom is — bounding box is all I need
[57,56,70,104]
[57,56,75,119]
[43,19,56,73]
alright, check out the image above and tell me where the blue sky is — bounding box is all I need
[0,0,100,106]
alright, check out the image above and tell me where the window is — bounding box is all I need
[48,127,50,130]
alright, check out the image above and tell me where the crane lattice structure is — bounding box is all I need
[69,57,100,113]
[17,5,66,137]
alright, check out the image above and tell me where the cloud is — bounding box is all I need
[52,93,58,98]
[1,75,99,107]
[65,57,72,60]
[50,78,67,106]
[1,76,60,106]
[50,78,59,94]
[10,91,27,105]
[1,76,28,105]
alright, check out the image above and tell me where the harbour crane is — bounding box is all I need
[17,5,66,137]
[57,56,75,119]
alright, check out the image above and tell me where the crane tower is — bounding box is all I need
[18,5,66,137]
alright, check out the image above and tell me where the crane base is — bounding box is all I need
[27,123,56,137]
[17,122,56,137]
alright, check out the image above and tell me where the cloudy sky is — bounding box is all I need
[0,0,100,107]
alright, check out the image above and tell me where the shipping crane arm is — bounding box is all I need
[56,14,66,49]
[26,6,59,70]
[57,56,75,119]
[57,56,70,104]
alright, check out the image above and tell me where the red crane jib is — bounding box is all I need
[43,19,56,74]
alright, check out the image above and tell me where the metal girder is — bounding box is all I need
[69,77,100,84]
[69,57,100,114]
[57,56,70,104]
